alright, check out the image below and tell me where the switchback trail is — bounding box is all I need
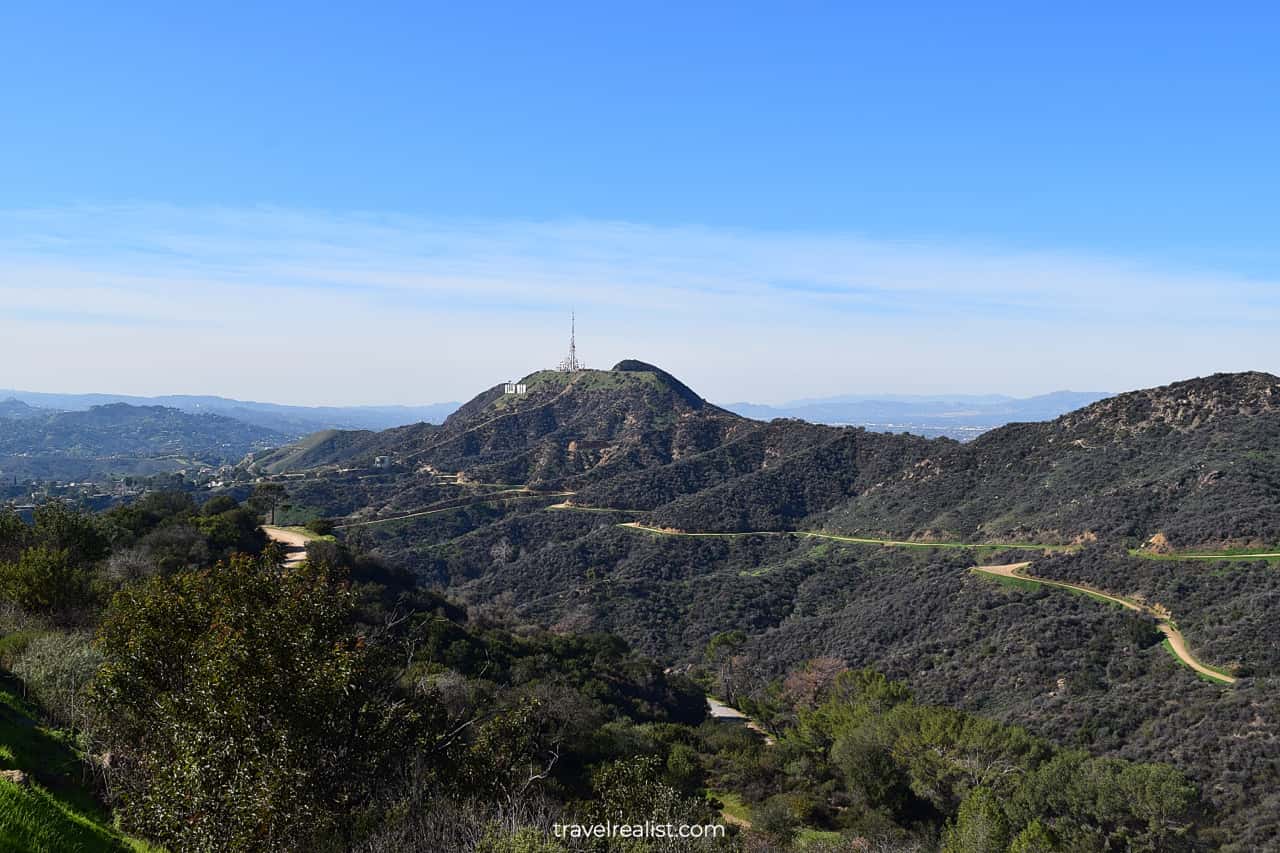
[972,562,1236,684]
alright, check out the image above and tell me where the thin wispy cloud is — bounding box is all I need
[1,203,1276,405]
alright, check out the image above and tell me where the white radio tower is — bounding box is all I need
[557,312,583,372]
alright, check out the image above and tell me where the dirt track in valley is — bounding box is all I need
[972,562,1236,684]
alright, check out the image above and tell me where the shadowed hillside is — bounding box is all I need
[256,360,753,487]
[820,371,1280,547]
[239,365,1280,846]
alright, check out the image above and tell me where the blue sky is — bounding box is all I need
[2,3,1278,404]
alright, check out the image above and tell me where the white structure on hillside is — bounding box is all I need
[504,382,527,395]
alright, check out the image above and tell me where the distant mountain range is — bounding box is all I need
[0,386,1114,444]
[0,380,1112,485]
[0,402,286,481]
[722,390,1111,438]
[0,399,48,420]
[0,390,459,435]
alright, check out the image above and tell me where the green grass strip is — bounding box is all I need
[0,676,158,852]
[619,522,1074,552]
[1130,547,1280,562]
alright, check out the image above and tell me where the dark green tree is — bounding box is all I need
[943,786,1011,852]
[250,482,287,525]
[32,502,109,564]
[0,545,91,613]
[92,553,413,851]
[0,505,32,563]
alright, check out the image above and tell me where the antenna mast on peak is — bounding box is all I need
[557,312,584,372]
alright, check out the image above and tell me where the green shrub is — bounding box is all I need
[201,495,238,516]
[476,827,568,853]
[306,518,336,536]
[31,503,109,566]
[753,794,800,842]
[92,554,412,851]
[0,631,42,670]
[0,547,92,614]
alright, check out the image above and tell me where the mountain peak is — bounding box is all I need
[328,361,746,486]
[1061,370,1280,434]
[610,359,707,410]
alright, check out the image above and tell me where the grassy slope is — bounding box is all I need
[0,677,155,853]
[258,428,344,474]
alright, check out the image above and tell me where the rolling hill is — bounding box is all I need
[817,370,1280,547]
[0,403,287,480]
[0,389,457,435]
[0,399,52,421]
[252,360,753,484]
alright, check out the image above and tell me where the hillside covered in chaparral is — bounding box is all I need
[246,362,1280,848]
[5,361,1280,851]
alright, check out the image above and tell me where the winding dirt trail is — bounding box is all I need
[261,525,311,567]
[607,520,1239,685]
[1145,551,1280,560]
[972,562,1236,684]
[298,475,1257,685]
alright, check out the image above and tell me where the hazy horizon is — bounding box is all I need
[1,376,1118,411]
